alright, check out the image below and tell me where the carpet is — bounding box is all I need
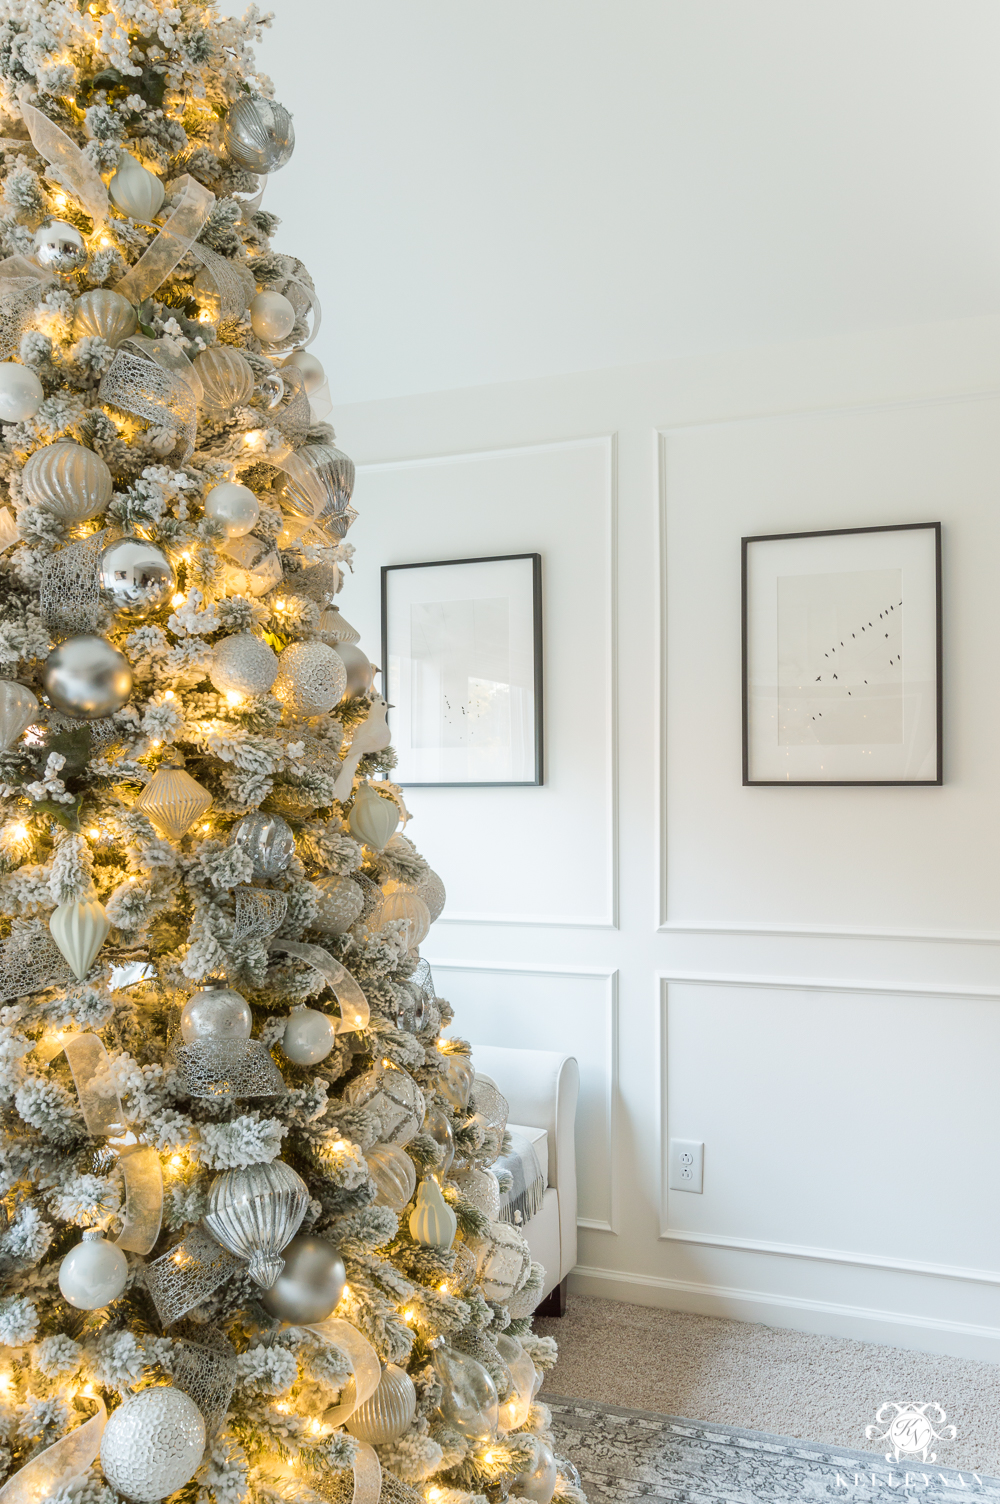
[545,1396,1000,1504]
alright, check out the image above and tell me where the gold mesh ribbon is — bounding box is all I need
[18,89,108,229]
[114,174,215,306]
[0,1396,106,1504]
[268,941,370,1033]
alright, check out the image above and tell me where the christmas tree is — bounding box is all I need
[0,6,581,1504]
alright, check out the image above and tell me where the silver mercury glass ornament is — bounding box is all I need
[42,634,132,719]
[180,982,253,1044]
[99,535,175,617]
[202,1158,309,1288]
[230,811,295,880]
[33,218,88,274]
[223,94,295,174]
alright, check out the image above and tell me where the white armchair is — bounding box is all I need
[470,1045,579,1316]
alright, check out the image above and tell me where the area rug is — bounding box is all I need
[545,1395,1000,1503]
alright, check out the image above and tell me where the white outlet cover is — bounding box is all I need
[668,1138,704,1194]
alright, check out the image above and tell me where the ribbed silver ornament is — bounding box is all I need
[202,1158,308,1288]
[344,1363,417,1443]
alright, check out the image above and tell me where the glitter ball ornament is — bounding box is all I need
[49,895,111,980]
[365,1143,416,1212]
[231,811,295,879]
[509,1437,558,1504]
[72,288,138,346]
[345,1364,417,1444]
[348,783,399,851]
[433,1345,498,1442]
[0,681,39,750]
[312,874,364,934]
[58,1230,127,1309]
[451,1165,500,1222]
[192,346,255,418]
[409,1177,456,1250]
[99,536,174,616]
[0,362,43,422]
[204,482,259,538]
[33,218,87,273]
[224,94,295,174]
[22,441,113,522]
[250,290,295,342]
[99,1387,206,1503]
[180,983,252,1044]
[259,1234,346,1324]
[42,635,132,719]
[109,153,164,219]
[209,632,278,697]
[281,1006,336,1065]
[273,640,346,716]
[203,1158,309,1287]
[137,765,213,840]
[333,640,375,699]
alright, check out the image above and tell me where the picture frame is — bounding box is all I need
[381,553,543,787]
[742,522,942,786]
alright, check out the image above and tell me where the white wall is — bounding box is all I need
[333,313,1000,1361]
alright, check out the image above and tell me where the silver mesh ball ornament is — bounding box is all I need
[224,94,295,174]
[273,640,347,716]
[99,1386,206,1503]
[202,1158,308,1287]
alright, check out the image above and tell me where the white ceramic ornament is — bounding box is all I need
[180,982,252,1043]
[345,1364,417,1444]
[49,895,111,980]
[331,696,390,801]
[250,290,295,342]
[22,440,113,521]
[281,1006,336,1065]
[0,681,39,750]
[204,481,259,538]
[273,640,347,717]
[408,1177,457,1250]
[59,1230,128,1309]
[33,219,87,273]
[99,1386,206,1504]
[348,782,399,851]
[209,632,279,697]
[109,154,165,219]
[0,362,43,422]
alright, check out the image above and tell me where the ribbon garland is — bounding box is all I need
[113,174,215,308]
[98,333,202,462]
[268,941,370,1034]
[17,88,108,229]
[0,1396,106,1504]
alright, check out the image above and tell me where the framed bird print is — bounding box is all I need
[381,553,543,786]
[742,522,942,786]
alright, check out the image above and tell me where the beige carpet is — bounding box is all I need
[534,1295,1000,1475]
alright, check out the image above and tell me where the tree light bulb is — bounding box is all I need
[171,593,185,606]
[201,823,210,832]
[169,1154,182,1168]
[198,309,213,323]
[225,691,243,706]
[7,823,27,841]
[87,827,99,838]
[163,689,174,700]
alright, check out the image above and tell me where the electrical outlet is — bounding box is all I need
[668,1139,704,1193]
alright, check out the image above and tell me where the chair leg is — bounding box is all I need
[534,1275,568,1318]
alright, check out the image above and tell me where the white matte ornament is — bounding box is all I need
[377,887,431,947]
[0,362,43,422]
[33,218,87,273]
[22,441,113,522]
[0,681,39,750]
[49,895,111,980]
[209,632,279,697]
[510,1437,558,1504]
[180,983,252,1044]
[282,1006,336,1065]
[348,783,399,851]
[109,154,165,219]
[409,1177,456,1249]
[273,640,347,716]
[58,1230,127,1309]
[250,290,295,342]
[204,482,259,538]
[100,1386,206,1503]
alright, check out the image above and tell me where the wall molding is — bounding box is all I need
[429,958,620,1233]
[659,919,1000,945]
[659,1228,1000,1288]
[658,968,1000,1002]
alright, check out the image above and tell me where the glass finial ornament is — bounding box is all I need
[99,535,174,616]
[192,345,255,418]
[0,681,38,750]
[33,218,87,273]
[282,1005,336,1065]
[409,1177,457,1250]
[495,1332,538,1433]
[230,811,295,879]
[432,1344,499,1442]
[348,783,399,851]
[22,441,113,522]
[259,1234,346,1323]
[49,893,111,980]
[209,632,279,697]
[180,983,252,1044]
[224,94,295,174]
[345,1364,417,1444]
[273,640,347,716]
[312,874,364,934]
[204,481,259,538]
[0,362,43,422]
[42,635,133,719]
[137,762,213,840]
[100,1387,206,1504]
[203,1158,309,1287]
[72,288,137,346]
[250,290,295,342]
[109,153,165,219]
[58,1229,128,1309]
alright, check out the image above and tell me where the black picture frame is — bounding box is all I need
[381,552,544,787]
[741,521,942,787]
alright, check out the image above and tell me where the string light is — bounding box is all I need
[169,1154,183,1168]
[225,690,243,707]
[171,593,185,607]
[164,689,175,700]
[6,823,28,842]
[87,827,100,839]
[201,822,211,832]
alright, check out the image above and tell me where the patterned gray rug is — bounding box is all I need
[545,1396,1000,1503]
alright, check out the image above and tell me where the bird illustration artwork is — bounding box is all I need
[331,693,392,799]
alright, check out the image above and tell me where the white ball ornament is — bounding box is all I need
[99,1386,206,1503]
[204,482,259,538]
[58,1230,127,1309]
[209,632,279,698]
[0,362,43,423]
[109,153,165,219]
[273,641,347,717]
[281,1006,336,1065]
[250,290,295,342]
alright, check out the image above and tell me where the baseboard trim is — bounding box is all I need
[569,1264,1000,1361]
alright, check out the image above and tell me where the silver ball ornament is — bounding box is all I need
[230,811,295,879]
[204,482,259,538]
[42,635,132,720]
[99,536,175,617]
[250,291,295,342]
[259,1234,346,1324]
[273,640,347,716]
[209,632,279,698]
[33,218,88,274]
[180,982,253,1044]
[282,1006,336,1065]
[333,640,375,698]
[0,362,43,422]
[224,94,295,174]
[99,1387,206,1504]
[281,350,325,395]
[58,1230,127,1310]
